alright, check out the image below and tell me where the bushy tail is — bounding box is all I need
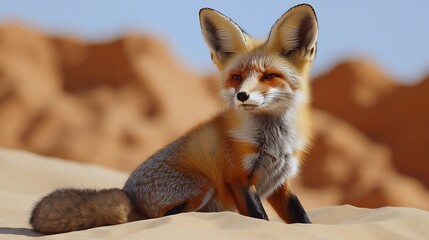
[30,188,144,234]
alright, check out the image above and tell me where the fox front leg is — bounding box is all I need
[229,184,269,220]
[267,181,311,223]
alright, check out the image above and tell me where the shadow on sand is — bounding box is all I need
[0,227,42,237]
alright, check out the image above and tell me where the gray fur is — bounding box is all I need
[123,136,213,217]
[251,110,302,197]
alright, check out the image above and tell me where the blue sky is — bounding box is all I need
[1,0,428,83]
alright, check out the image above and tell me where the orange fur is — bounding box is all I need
[267,182,295,223]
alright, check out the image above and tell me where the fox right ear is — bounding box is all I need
[267,4,318,63]
[199,8,250,69]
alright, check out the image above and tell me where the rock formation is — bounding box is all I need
[0,23,428,210]
[312,60,429,188]
[0,23,218,170]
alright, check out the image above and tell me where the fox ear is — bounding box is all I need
[267,4,318,62]
[199,8,250,68]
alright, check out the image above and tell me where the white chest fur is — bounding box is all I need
[229,110,305,197]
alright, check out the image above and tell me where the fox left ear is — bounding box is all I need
[267,4,318,62]
[199,8,251,69]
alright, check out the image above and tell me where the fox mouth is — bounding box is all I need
[239,104,258,110]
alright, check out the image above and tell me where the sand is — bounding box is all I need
[1,148,428,240]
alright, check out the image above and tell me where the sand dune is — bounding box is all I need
[1,149,428,239]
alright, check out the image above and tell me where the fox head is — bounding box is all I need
[199,4,318,113]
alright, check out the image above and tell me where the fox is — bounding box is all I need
[30,4,318,234]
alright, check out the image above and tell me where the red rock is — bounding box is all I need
[297,110,429,210]
[312,59,429,187]
[0,23,218,170]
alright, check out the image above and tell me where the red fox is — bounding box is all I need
[30,4,318,234]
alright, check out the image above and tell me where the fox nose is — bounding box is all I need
[237,92,250,102]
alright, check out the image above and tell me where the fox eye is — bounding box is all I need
[231,74,242,81]
[264,73,279,80]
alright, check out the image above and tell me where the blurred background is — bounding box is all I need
[0,1,428,210]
